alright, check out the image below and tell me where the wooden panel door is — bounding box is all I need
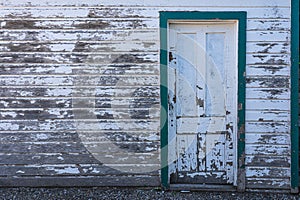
[168,22,238,185]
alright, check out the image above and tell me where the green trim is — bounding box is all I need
[291,0,299,192]
[236,12,247,192]
[160,27,168,188]
[159,11,247,189]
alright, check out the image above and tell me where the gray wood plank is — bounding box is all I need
[0,64,159,75]
[245,155,290,167]
[0,164,159,176]
[0,19,157,30]
[0,53,158,64]
[246,178,290,189]
[0,176,160,187]
[0,131,159,142]
[0,86,159,98]
[0,108,160,120]
[246,77,289,88]
[0,30,158,42]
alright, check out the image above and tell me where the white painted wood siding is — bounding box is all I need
[0,0,291,190]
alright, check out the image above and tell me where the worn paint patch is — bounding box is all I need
[46,166,80,174]
[74,20,110,29]
[5,43,51,52]
[246,77,289,88]
[1,20,38,29]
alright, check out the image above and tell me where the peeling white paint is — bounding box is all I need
[55,65,72,74]
[57,156,64,161]
[82,168,88,173]
[0,100,9,107]
[46,166,80,174]
[247,168,270,177]
[47,108,63,116]
[0,21,6,27]
[51,44,76,52]
[144,134,159,141]
[92,168,100,173]
[36,133,49,140]
[117,157,129,162]
[20,91,34,96]
[145,146,156,151]
[32,155,41,159]
[0,122,19,130]
[0,111,17,118]
[46,88,72,96]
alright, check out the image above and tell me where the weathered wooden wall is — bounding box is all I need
[0,0,292,190]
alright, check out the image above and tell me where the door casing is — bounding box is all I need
[160,11,247,190]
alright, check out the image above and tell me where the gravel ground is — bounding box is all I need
[0,187,299,200]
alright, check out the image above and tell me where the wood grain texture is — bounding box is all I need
[0,120,160,131]
[246,122,289,133]
[0,19,158,30]
[246,100,289,111]
[0,53,158,64]
[246,65,289,76]
[245,133,290,144]
[0,176,161,187]
[0,7,291,19]
[0,0,290,7]
[0,86,160,98]
[245,156,290,167]
[246,167,290,178]
[0,42,159,53]
[245,144,290,156]
[246,178,290,189]
[0,75,159,86]
[0,30,159,41]
[0,131,159,143]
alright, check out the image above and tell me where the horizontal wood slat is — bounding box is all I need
[0,0,290,7]
[0,176,161,187]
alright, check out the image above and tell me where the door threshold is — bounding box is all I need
[169,184,236,192]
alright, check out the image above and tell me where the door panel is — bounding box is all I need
[176,33,198,117]
[205,32,225,116]
[168,22,237,185]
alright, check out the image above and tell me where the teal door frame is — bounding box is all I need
[291,0,299,193]
[159,11,247,191]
